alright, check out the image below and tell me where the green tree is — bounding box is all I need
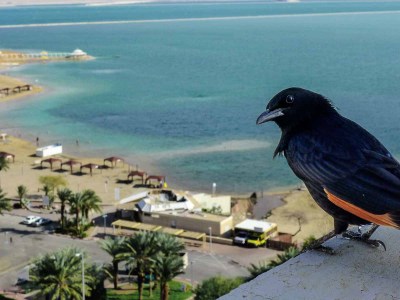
[39,175,67,196]
[154,254,184,300]
[80,189,102,221]
[100,236,126,289]
[0,156,9,189]
[119,231,159,300]
[194,276,244,300]
[17,185,27,208]
[0,189,11,214]
[57,188,73,230]
[30,247,93,300]
[86,264,106,300]
[156,232,185,256]
[68,192,85,233]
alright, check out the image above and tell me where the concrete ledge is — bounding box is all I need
[220,226,400,300]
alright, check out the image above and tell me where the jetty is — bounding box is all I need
[0,48,93,64]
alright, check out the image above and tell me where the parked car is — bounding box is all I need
[30,218,52,227]
[21,216,40,225]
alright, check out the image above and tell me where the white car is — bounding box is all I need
[21,216,40,225]
[30,218,52,227]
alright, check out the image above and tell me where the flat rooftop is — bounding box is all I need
[235,219,276,232]
[155,210,231,222]
[221,226,400,299]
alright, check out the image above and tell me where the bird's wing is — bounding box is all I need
[287,131,400,227]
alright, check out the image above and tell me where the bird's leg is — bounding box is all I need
[342,224,386,250]
[302,230,337,255]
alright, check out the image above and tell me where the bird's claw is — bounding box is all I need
[342,231,386,251]
[366,239,386,251]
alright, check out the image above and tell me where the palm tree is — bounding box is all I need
[154,254,184,300]
[68,192,85,232]
[0,188,11,214]
[0,156,9,188]
[100,236,126,289]
[30,247,93,300]
[17,185,27,208]
[80,189,102,222]
[156,232,185,256]
[86,263,106,300]
[57,188,72,230]
[119,231,159,300]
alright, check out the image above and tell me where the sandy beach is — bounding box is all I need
[0,135,147,206]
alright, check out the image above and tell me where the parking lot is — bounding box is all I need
[0,213,280,290]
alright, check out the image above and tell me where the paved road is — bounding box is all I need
[0,213,280,290]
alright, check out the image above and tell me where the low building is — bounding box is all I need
[116,189,234,237]
[142,210,233,238]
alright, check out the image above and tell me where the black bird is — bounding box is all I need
[257,87,400,249]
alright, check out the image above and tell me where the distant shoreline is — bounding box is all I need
[0,0,272,8]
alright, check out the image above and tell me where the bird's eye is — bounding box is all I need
[286,95,294,104]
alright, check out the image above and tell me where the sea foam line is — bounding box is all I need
[152,139,271,159]
[1,10,400,28]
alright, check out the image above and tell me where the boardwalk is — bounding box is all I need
[0,49,91,63]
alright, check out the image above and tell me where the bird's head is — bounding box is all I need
[256,87,336,131]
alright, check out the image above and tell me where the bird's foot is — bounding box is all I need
[342,226,386,251]
[302,231,337,255]
[312,245,336,255]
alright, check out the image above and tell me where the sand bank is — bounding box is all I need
[0,74,43,103]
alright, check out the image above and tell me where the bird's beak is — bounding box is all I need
[256,108,284,125]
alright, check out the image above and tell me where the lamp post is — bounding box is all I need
[103,214,108,236]
[190,260,194,288]
[208,227,212,252]
[75,253,85,300]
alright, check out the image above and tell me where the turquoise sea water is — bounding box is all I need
[1,1,400,194]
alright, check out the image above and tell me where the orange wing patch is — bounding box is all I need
[324,188,400,229]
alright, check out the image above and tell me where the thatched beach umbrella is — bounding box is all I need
[127,170,147,184]
[80,163,99,176]
[61,160,82,174]
[103,156,124,168]
[0,151,15,163]
[40,158,62,170]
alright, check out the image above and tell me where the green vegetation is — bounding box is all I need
[57,187,73,230]
[106,281,192,300]
[0,294,14,300]
[194,276,244,300]
[0,188,11,214]
[53,188,102,238]
[100,236,126,289]
[30,247,96,300]
[39,175,68,205]
[17,184,27,208]
[0,156,9,191]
